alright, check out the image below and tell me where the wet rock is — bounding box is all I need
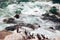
[37,34,41,40]
[5,25,17,31]
[55,25,60,30]
[26,24,33,27]
[14,14,20,19]
[38,25,41,27]
[3,18,16,24]
[3,19,7,22]
[15,25,20,33]
[19,23,26,26]
[42,14,60,23]
[49,27,55,30]
[42,13,49,17]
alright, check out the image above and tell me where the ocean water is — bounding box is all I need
[0,1,58,31]
[0,1,60,39]
[0,1,60,30]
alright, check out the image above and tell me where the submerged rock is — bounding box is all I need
[49,27,55,30]
[55,25,60,30]
[3,19,7,22]
[7,18,16,23]
[19,23,26,26]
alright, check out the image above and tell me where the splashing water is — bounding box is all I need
[0,1,60,39]
[0,1,57,30]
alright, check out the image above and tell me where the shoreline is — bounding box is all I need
[0,30,12,40]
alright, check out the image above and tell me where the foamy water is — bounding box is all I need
[0,1,60,39]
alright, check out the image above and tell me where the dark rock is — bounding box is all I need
[7,18,16,24]
[55,25,60,30]
[24,30,28,35]
[42,14,60,23]
[3,19,7,22]
[5,25,17,31]
[42,13,49,17]
[3,18,16,24]
[41,34,45,39]
[15,25,20,33]
[49,27,55,30]
[14,14,20,19]
[26,24,35,30]
[37,34,41,40]
[19,23,26,26]
[26,24,32,27]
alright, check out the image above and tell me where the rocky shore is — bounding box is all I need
[0,30,12,40]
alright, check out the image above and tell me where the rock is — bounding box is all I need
[42,13,49,17]
[19,23,26,26]
[3,19,7,22]
[38,25,41,27]
[14,14,20,19]
[49,27,55,30]
[36,34,41,40]
[26,24,36,30]
[5,25,17,31]
[7,18,16,23]
[3,18,16,24]
[26,24,32,26]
